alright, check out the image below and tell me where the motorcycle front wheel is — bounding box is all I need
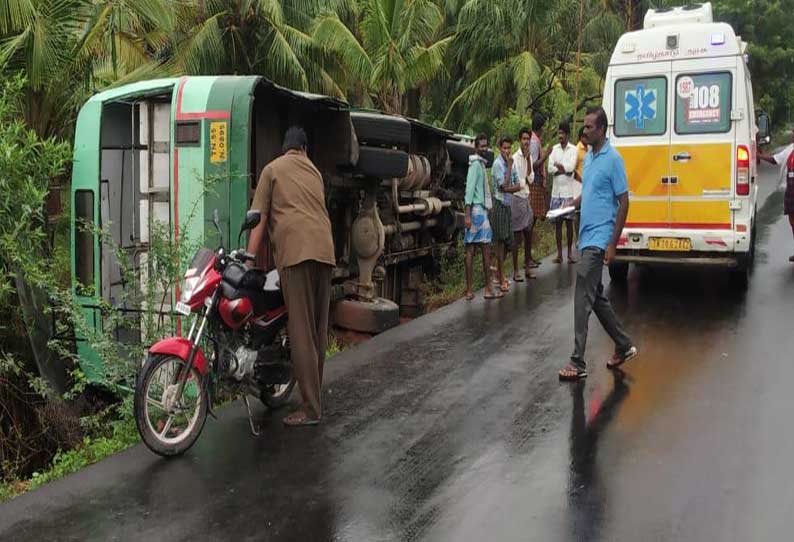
[134,354,209,457]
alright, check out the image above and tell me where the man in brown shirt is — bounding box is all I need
[247,126,335,426]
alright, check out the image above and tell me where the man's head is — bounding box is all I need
[557,121,571,147]
[475,134,489,157]
[578,126,586,145]
[518,127,531,153]
[532,113,546,135]
[498,137,513,160]
[582,106,608,147]
[282,126,308,154]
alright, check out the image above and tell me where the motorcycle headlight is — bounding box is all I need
[180,276,200,303]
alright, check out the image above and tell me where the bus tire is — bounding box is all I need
[351,112,411,150]
[355,147,409,179]
[446,140,494,168]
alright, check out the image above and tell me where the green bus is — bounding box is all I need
[71,75,480,383]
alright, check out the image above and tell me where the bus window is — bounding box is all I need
[74,190,95,292]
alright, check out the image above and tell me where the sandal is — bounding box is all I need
[525,270,537,280]
[513,274,525,282]
[500,279,510,292]
[283,410,320,427]
[568,255,578,264]
[559,364,587,381]
[607,346,638,369]
[465,292,475,301]
[483,290,504,299]
[552,256,562,264]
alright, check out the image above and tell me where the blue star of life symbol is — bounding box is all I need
[625,84,657,129]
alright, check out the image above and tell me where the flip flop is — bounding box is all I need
[513,274,525,282]
[568,256,578,264]
[465,292,475,301]
[552,257,562,264]
[559,364,587,381]
[483,291,504,299]
[607,346,638,369]
[525,271,537,280]
[283,410,321,427]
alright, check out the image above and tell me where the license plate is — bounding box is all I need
[648,237,691,251]
[175,301,192,316]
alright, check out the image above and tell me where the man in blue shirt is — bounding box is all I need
[559,106,638,380]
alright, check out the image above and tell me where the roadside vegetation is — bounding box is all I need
[2,0,791,502]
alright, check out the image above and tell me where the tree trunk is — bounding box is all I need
[405,88,421,119]
[13,266,68,396]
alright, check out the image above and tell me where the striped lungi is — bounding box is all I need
[528,182,547,217]
[489,199,512,242]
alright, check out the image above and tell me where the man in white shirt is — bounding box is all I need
[547,121,579,263]
[511,127,537,281]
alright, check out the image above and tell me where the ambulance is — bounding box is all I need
[602,2,770,286]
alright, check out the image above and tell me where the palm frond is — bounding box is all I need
[511,50,541,111]
[0,0,36,35]
[313,13,373,82]
[444,59,512,125]
[405,35,452,88]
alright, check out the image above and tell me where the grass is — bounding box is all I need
[423,220,560,312]
[1,417,139,503]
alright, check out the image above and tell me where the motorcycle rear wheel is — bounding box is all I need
[134,354,208,457]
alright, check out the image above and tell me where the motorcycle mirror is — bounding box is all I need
[241,210,261,232]
[238,210,261,248]
[212,209,224,246]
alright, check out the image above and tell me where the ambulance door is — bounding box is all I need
[609,62,673,228]
[669,59,736,231]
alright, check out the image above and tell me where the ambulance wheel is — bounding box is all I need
[729,266,749,290]
[608,262,629,284]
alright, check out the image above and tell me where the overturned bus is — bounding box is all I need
[70,75,488,382]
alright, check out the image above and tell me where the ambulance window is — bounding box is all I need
[675,72,732,134]
[614,77,668,137]
[74,190,95,292]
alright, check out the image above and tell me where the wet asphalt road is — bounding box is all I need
[2,164,793,542]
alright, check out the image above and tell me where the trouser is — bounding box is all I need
[279,260,332,419]
[571,247,632,370]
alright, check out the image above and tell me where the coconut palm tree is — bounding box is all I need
[443,0,582,128]
[0,0,173,138]
[166,0,352,97]
[312,0,453,114]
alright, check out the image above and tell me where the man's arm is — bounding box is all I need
[562,147,577,175]
[247,167,273,268]
[464,164,478,229]
[605,192,629,265]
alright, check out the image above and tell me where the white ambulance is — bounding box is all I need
[602,2,769,287]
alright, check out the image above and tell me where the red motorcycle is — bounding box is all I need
[134,210,296,456]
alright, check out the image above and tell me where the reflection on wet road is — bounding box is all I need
[1,165,793,541]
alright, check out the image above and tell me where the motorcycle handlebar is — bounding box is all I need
[230,250,256,263]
